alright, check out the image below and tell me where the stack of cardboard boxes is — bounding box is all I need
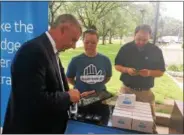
[112,94,154,133]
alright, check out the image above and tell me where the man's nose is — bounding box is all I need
[88,43,93,47]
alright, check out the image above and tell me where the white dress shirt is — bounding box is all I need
[45,31,65,92]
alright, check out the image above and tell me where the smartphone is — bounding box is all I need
[133,69,140,75]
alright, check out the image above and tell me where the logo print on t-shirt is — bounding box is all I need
[80,64,105,84]
[145,56,148,60]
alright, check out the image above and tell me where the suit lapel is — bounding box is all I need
[40,34,63,90]
[58,57,69,91]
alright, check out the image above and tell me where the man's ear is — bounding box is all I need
[60,23,70,34]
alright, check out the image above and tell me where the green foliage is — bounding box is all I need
[49,2,183,45]
[167,64,183,72]
[156,108,170,114]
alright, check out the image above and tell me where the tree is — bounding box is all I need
[68,2,121,29]
[107,8,125,44]
[49,1,68,26]
[159,16,183,37]
[48,2,183,45]
[97,3,136,45]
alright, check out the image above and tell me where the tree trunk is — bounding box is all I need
[120,34,123,45]
[51,12,54,26]
[109,31,112,44]
[102,35,106,45]
[101,21,106,45]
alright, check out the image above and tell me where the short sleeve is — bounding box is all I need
[105,57,112,77]
[115,46,126,66]
[156,49,166,72]
[66,58,77,78]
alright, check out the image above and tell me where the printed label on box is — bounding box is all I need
[112,112,132,130]
[117,94,136,107]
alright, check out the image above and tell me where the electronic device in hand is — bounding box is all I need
[78,90,112,107]
[134,69,140,75]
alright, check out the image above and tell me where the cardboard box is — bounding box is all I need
[132,116,154,133]
[135,102,150,106]
[113,109,133,116]
[132,122,153,133]
[133,112,152,118]
[134,104,151,109]
[114,105,134,112]
[112,111,132,130]
[135,101,150,106]
[133,108,152,115]
[134,106,151,112]
[135,101,150,108]
[132,116,154,127]
[135,102,150,107]
[117,94,136,107]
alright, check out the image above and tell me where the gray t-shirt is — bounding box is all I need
[66,53,112,93]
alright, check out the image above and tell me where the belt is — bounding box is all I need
[125,85,150,91]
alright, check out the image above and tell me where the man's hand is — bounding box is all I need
[68,89,80,103]
[115,65,137,76]
[139,69,150,77]
[80,90,96,98]
[127,68,137,76]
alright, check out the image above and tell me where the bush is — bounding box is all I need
[167,64,183,72]
[178,64,183,71]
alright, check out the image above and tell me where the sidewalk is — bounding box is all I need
[159,43,183,50]
[166,72,183,91]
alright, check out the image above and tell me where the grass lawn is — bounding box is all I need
[59,43,183,104]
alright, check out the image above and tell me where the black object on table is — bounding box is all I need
[85,114,93,121]
[93,115,102,122]
[70,90,112,126]
[71,112,102,125]
[78,90,112,107]
[77,90,112,125]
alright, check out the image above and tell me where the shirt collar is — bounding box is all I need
[133,40,150,52]
[45,31,58,54]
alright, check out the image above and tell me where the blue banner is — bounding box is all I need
[1,1,48,126]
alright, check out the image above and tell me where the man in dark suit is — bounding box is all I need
[2,14,82,134]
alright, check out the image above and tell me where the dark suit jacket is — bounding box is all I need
[2,33,71,134]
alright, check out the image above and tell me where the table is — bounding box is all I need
[169,100,183,134]
[65,95,156,134]
[65,120,146,134]
[65,99,149,134]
